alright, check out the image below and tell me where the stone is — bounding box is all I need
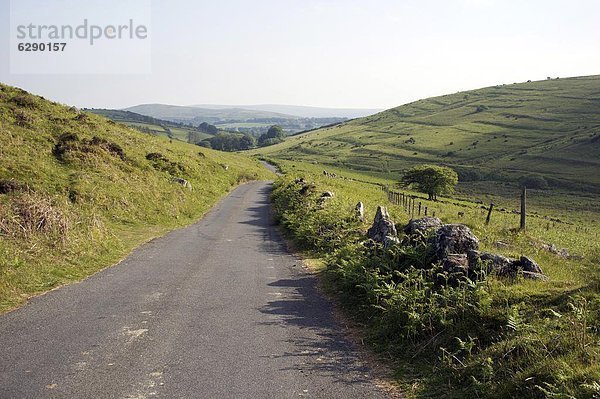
[366,206,398,244]
[468,251,546,280]
[403,217,442,236]
[317,191,334,206]
[519,256,544,275]
[443,253,469,274]
[355,202,365,221]
[430,224,479,260]
[171,177,192,191]
[468,250,513,274]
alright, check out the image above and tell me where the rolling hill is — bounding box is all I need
[191,104,382,119]
[87,108,215,142]
[0,83,273,311]
[124,104,295,123]
[123,103,350,135]
[256,75,600,197]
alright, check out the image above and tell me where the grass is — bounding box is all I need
[268,158,599,398]
[0,83,275,313]
[254,75,600,212]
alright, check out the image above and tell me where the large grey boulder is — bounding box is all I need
[403,217,442,236]
[367,206,398,244]
[431,224,479,260]
[468,251,546,280]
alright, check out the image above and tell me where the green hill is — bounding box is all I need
[125,103,295,123]
[87,108,216,142]
[0,83,274,312]
[257,75,600,198]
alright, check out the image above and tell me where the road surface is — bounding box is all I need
[0,181,386,398]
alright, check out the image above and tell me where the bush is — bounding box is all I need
[519,175,549,190]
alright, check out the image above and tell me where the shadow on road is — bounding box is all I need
[259,276,374,387]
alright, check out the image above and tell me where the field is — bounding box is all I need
[88,109,212,142]
[0,84,274,313]
[255,76,600,212]
[266,157,599,398]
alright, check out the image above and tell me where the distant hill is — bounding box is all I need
[124,104,296,124]
[124,103,350,135]
[87,108,215,142]
[191,104,382,119]
[256,75,600,195]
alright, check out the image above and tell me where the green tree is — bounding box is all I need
[258,125,285,147]
[400,164,458,200]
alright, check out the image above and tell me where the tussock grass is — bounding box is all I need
[0,83,274,312]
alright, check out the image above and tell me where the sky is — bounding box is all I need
[1,0,599,110]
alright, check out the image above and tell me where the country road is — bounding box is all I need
[0,181,386,398]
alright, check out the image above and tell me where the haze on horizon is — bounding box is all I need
[1,0,599,110]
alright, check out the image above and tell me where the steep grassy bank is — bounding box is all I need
[270,160,599,398]
[0,83,274,312]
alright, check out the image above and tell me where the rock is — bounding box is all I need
[355,202,365,221]
[367,206,398,244]
[468,250,513,274]
[430,224,479,260]
[317,191,334,206]
[171,177,192,191]
[443,254,469,274]
[383,235,400,248]
[468,251,546,280]
[519,256,544,275]
[493,241,510,249]
[403,217,442,236]
[522,271,549,281]
[540,243,571,259]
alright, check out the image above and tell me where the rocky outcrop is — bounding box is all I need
[430,224,479,260]
[366,206,398,246]
[362,207,546,281]
[403,217,442,236]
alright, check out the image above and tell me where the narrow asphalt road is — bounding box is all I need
[0,181,386,398]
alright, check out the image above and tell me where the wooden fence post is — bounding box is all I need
[424,206,428,216]
[418,202,422,216]
[485,203,494,225]
[520,187,526,230]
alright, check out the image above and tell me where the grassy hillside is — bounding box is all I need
[0,83,274,312]
[88,108,214,142]
[256,75,600,204]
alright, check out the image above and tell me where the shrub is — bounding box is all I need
[0,192,70,241]
[10,94,37,108]
[519,175,549,190]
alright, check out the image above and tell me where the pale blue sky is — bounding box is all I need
[1,0,599,109]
